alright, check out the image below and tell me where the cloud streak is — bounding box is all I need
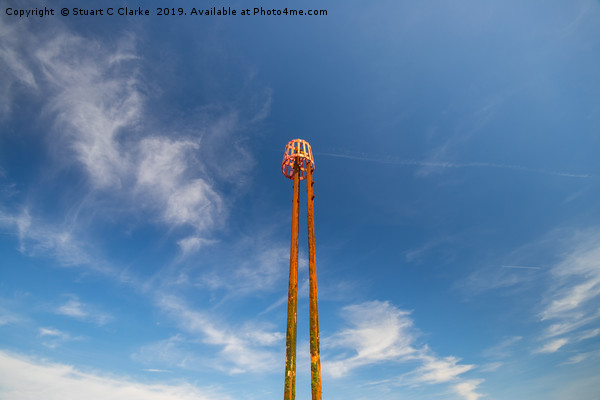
[155,295,283,374]
[38,327,82,349]
[453,379,485,400]
[317,151,594,179]
[534,338,569,354]
[0,209,92,267]
[55,296,114,326]
[501,265,543,270]
[0,18,37,118]
[38,33,140,189]
[538,232,600,347]
[323,301,417,378]
[0,351,229,400]
[322,301,483,400]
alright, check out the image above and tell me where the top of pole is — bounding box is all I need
[282,139,315,180]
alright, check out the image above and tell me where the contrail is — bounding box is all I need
[501,265,542,270]
[315,152,594,179]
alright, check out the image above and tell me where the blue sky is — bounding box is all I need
[1,0,600,399]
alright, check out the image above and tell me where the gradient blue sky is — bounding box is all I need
[1,1,600,399]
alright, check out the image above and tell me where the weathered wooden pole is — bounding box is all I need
[306,164,322,400]
[284,158,300,400]
[281,139,321,400]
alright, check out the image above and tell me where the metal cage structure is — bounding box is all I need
[281,139,315,180]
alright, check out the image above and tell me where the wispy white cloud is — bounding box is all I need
[37,33,140,189]
[576,328,600,341]
[482,336,522,360]
[38,327,81,349]
[135,137,223,232]
[0,209,141,286]
[39,327,64,337]
[155,295,282,374]
[540,235,600,322]
[464,229,600,361]
[0,19,37,118]
[1,18,268,258]
[232,246,289,294]
[536,231,600,351]
[133,335,205,370]
[322,300,482,398]
[56,300,87,319]
[409,353,474,384]
[197,239,289,296]
[323,301,417,378]
[177,236,218,256]
[0,350,230,400]
[404,237,453,263]
[542,311,600,339]
[36,32,226,235]
[562,353,589,365]
[453,379,485,400]
[558,0,597,37]
[534,338,569,354]
[479,362,503,372]
[259,295,288,315]
[0,209,91,267]
[0,208,156,301]
[55,296,113,326]
[561,349,600,365]
[0,305,24,326]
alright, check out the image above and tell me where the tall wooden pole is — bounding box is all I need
[306,164,322,400]
[284,159,300,400]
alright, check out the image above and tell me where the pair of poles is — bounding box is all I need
[282,139,322,400]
